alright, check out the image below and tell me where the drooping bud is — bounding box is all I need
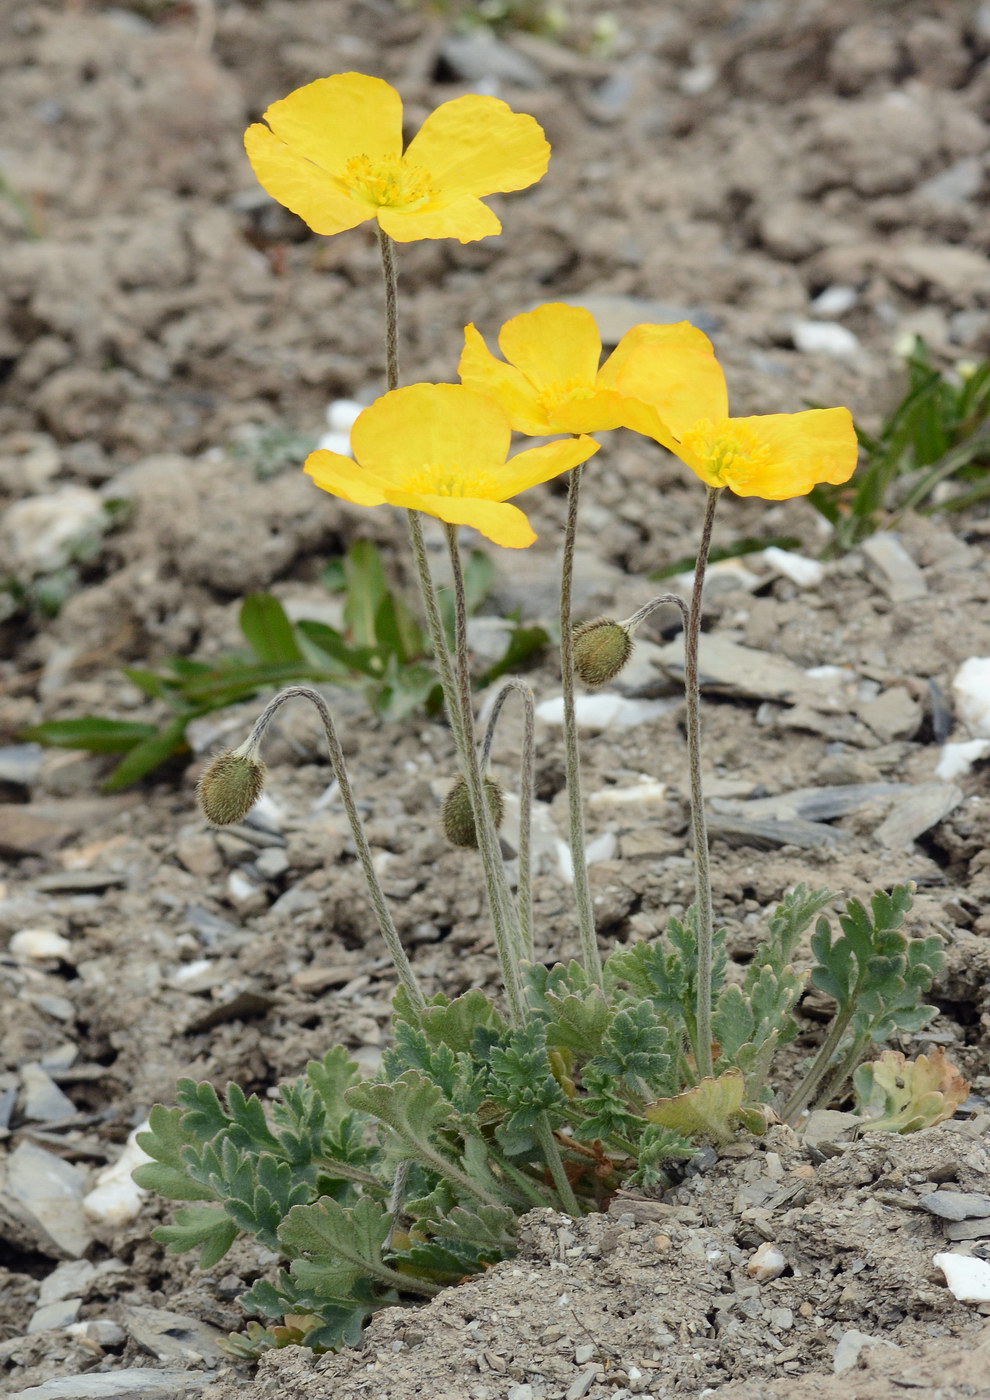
[572,617,634,687]
[197,747,267,826]
[441,774,504,849]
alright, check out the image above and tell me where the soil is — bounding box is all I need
[2,1,990,1397]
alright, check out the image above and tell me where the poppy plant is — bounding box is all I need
[613,323,859,499]
[303,383,599,547]
[244,72,550,244]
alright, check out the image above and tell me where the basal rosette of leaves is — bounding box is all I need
[135,884,944,1356]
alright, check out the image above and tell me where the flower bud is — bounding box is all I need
[572,618,633,687]
[441,774,504,849]
[197,748,267,826]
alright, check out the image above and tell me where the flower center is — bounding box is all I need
[403,465,499,498]
[342,155,437,211]
[535,378,597,420]
[679,419,770,491]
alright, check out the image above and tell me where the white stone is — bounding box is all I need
[585,831,618,864]
[9,928,72,960]
[792,320,861,358]
[535,694,674,731]
[952,658,990,738]
[811,285,858,316]
[325,398,364,432]
[1,486,107,577]
[933,1251,990,1303]
[936,739,990,781]
[747,1241,786,1281]
[171,958,213,986]
[762,547,824,588]
[83,1123,152,1226]
[315,430,352,455]
[589,778,667,808]
[66,1319,127,1345]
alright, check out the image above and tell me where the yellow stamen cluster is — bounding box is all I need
[342,155,436,211]
[680,420,772,492]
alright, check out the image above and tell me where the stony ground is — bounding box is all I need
[2,1,990,1397]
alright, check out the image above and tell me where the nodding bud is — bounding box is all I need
[441,774,504,849]
[197,747,267,826]
[572,617,634,687]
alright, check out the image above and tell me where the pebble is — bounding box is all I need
[792,321,861,357]
[566,1366,599,1400]
[862,533,928,603]
[833,1329,899,1374]
[952,657,990,738]
[747,1241,786,1281]
[1,485,106,577]
[535,694,676,730]
[935,739,990,780]
[225,870,268,915]
[2,1140,93,1258]
[762,547,824,589]
[874,782,962,848]
[66,1319,127,1346]
[810,285,858,316]
[325,398,363,432]
[575,1343,596,1364]
[20,1062,77,1123]
[38,1258,97,1305]
[8,1370,215,1398]
[919,1190,990,1222]
[83,1123,151,1226]
[440,29,545,88]
[859,687,923,742]
[9,929,72,960]
[254,846,289,880]
[120,1304,227,1364]
[27,1296,82,1334]
[0,744,44,787]
[934,1252,990,1303]
[588,778,667,808]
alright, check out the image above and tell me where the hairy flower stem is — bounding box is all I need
[444,523,525,1023]
[560,465,603,985]
[687,485,722,1080]
[534,1118,581,1215]
[481,680,536,960]
[373,229,523,1022]
[238,686,424,1010]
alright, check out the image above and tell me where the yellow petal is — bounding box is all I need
[458,324,552,435]
[403,95,550,200]
[546,389,628,434]
[350,384,511,481]
[382,491,537,548]
[261,74,403,173]
[495,435,600,500]
[604,324,728,450]
[304,450,389,506]
[714,408,859,499]
[244,124,370,236]
[378,197,501,245]
[498,304,603,395]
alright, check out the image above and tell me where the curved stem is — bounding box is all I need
[687,486,721,1079]
[240,686,424,1010]
[481,680,536,960]
[560,465,602,985]
[534,1117,581,1215]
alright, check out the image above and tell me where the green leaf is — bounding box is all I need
[478,624,549,687]
[240,594,305,665]
[295,619,372,673]
[21,716,157,754]
[280,1195,439,1297]
[344,540,388,647]
[153,1204,238,1267]
[133,1104,217,1203]
[102,716,189,790]
[644,1070,752,1145]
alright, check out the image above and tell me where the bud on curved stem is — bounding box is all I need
[441,774,505,849]
[218,685,425,1012]
[197,744,267,826]
[572,618,634,687]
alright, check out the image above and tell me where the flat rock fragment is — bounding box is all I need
[918,1190,990,1221]
[121,1304,227,1364]
[10,1371,215,1399]
[707,814,847,850]
[862,533,928,602]
[934,1251,990,1302]
[20,1062,77,1123]
[874,782,963,848]
[654,634,846,711]
[1,1139,93,1259]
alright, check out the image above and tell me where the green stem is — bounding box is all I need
[480,679,536,960]
[534,1117,581,1215]
[779,1005,855,1125]
[560,465,602,984]
[377,226,399,392]
[687,485,721,1079]
[813,1032,869,1114]
[239,686,424,1010]
[444,524,525,1023]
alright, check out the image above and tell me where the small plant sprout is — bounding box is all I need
[135,71,947,1359]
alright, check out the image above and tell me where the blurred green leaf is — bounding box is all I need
[103,716,189,790]
[240,594,305,666]
[20,717,158,754]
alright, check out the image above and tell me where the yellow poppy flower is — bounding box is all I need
[613,326,859,499]
[304,384,599,548]
[244,72,549,244]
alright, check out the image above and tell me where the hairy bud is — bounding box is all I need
[572,618,634,687]
[197,748,267,826]
[441,774,504,849]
